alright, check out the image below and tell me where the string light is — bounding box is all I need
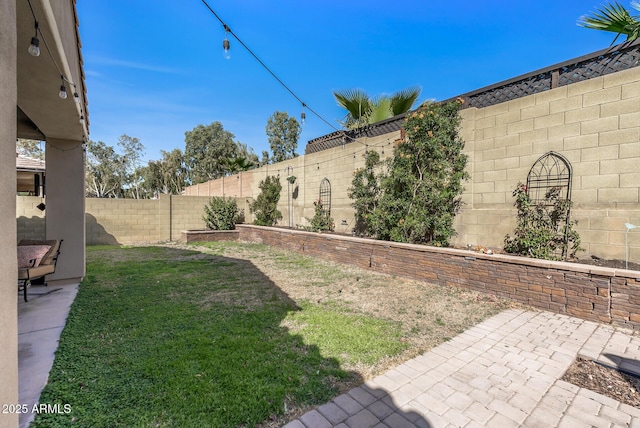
[301,103,306,125]
[27,0,86,135]
[222,24,231,60]
[58,76,67,99]
[199,0,373,146]
[28,21,40,57]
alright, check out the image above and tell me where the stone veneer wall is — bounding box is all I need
[236,224,640,331]
[186,66,640,263]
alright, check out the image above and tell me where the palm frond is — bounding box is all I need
[389,87,421,116]
[333,89,371,120]
[369,98,393,124]
[578,1,639,42]
[333,89,373,129]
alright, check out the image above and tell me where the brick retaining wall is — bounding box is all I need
[236,225,640,330]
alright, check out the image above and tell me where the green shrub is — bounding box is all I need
[203,197,238,230]
[504,182,581,260]
[305,199,334,232]
[250,175,283,226]
[348,100,469,246]
[348,151,381,236]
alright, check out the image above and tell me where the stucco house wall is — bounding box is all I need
[5,0,87,424]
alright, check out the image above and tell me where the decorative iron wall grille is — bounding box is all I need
[526,151,573,259]
[319,178,331,216]
[526,152,572,204]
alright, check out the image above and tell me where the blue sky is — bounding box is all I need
[77,1,619,162]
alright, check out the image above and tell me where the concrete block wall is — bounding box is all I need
[167,194,209,239]
[16,196,46,241]
[458,66,640,261]
[85,198,161,244]
[186,66,640,262]
[18,195,246,245]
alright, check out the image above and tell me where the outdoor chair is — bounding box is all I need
[17,239,63,302]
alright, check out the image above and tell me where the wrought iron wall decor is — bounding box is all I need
[526,151,573,259]
[319,178,331,216]
[526,152,572,204]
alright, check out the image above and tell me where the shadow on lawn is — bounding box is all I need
[33,246,430,427]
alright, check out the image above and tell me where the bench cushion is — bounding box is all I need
[18,239,60,266]
[17,245,51,268]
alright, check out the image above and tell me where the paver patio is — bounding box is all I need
[285,309,640,428]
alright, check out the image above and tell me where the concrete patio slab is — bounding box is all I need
[17,280,79,428]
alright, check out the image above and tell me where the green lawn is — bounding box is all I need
[32,245,407,427]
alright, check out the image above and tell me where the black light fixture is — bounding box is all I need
[28,21,40,56]
[36,202,46,211]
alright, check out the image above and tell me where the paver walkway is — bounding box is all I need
[285,309,640,428]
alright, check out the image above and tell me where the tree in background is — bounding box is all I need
[260,150,271,165]
[185,122,255,183]
[333,87,421,129]
[265,111,300,163]
[249,175,282,226]
[578,1,640,44]
[16,139,44,160]
[117,134,145,199]
[141,148,187,197]
[235,141,259,170]
[85,140,126,198]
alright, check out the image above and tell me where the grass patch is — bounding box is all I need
[284,301,407,367]
[33,245,410,427]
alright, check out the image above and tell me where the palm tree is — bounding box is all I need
[578,1,640,45]
[333,87,421,129]
[225,157,255,175]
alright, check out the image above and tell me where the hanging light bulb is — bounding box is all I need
[223,24,231,60]
[73,88,81,104]
[59,78,67,99]
[301,103,306,125]
[79,115,85,125]
[28,21,40,57]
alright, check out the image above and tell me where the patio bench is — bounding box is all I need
[17,239,63,302]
